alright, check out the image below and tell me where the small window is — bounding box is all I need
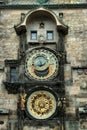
[31,31,37,40]
[47,31,53,40]
[10,67,17,82]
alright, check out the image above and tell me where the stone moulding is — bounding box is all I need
[0,3,87,9]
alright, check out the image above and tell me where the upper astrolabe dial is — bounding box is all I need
[25,47,59,81]
[34,55,49,72]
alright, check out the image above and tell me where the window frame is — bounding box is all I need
[10,67,17,82]
[31,31,37,40]
[46,31,54,40]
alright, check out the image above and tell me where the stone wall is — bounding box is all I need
[0,8,87,130]
[6,0,87,4]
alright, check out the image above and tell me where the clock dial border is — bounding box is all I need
[25,87,58,120]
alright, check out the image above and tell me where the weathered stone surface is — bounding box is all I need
[0,7,87,130]
[65,121,79,130]
[6,0,87,4]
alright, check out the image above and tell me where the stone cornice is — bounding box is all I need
[0,3,87,9]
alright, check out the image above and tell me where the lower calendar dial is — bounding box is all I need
[26,90,57,119]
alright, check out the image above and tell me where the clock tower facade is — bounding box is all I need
[0,1,87,130]
[4,7,68,130]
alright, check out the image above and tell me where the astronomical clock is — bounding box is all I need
[4,7,68,130]
[25,47,59,81]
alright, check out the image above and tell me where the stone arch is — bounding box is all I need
[14,7,68,35]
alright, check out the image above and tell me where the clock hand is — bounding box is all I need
[38,58,44,67]
[39,61,43,67]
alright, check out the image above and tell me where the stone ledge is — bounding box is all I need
[0,3,87,9]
